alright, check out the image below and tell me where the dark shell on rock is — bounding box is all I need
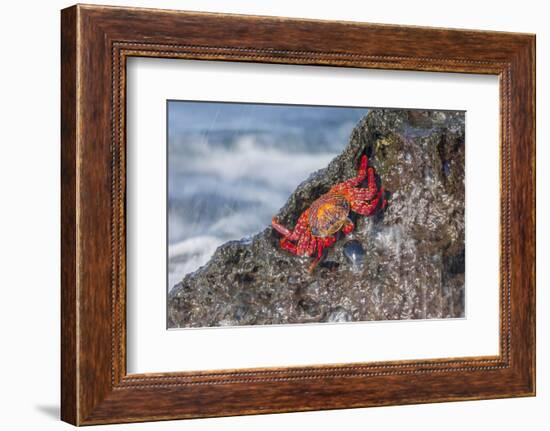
[343,240,366,268]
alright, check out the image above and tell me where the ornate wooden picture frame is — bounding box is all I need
[61,4,535,425]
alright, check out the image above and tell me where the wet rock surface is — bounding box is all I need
[168,109,465,328]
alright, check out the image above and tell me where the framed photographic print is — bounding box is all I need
[61,4,535,425]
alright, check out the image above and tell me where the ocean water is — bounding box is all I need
[168,101,369,291]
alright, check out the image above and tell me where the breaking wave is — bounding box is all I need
[168,102,369,290]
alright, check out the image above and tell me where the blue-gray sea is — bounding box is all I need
[168,101,369,291]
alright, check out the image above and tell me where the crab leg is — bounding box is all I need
[279,238,299,255]
[355,154,368,182]
[343,173,378,203]
[297,231,317,256]
[293,210,311,240]
[308,242,324,273]
[272,209,309,240]
[272,217,302,256]
[330,155,370,193]
[351,187,386,216]
[334,167,377,202]
[307,236,337,273]
[272,211,318,258]
[306,235,317,256]
[342,218,355,235]
[323,236,337,249]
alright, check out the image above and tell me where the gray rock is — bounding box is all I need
[168,109,465,328]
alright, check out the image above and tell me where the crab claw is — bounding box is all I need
[271,217,292,237]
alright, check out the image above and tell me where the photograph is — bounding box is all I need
[167,102,466,328]
[0,0,542,428]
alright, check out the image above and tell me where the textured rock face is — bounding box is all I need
[168,109,465,328]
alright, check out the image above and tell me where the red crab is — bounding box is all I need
[271,154,387,272]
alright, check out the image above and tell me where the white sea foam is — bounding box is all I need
[172,135,336,192]
[168,235,221,259]
[168,235,224,291]
[167,103,370,289]
[168,140,338,288]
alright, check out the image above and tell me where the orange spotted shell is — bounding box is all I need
[308,194,350,237]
